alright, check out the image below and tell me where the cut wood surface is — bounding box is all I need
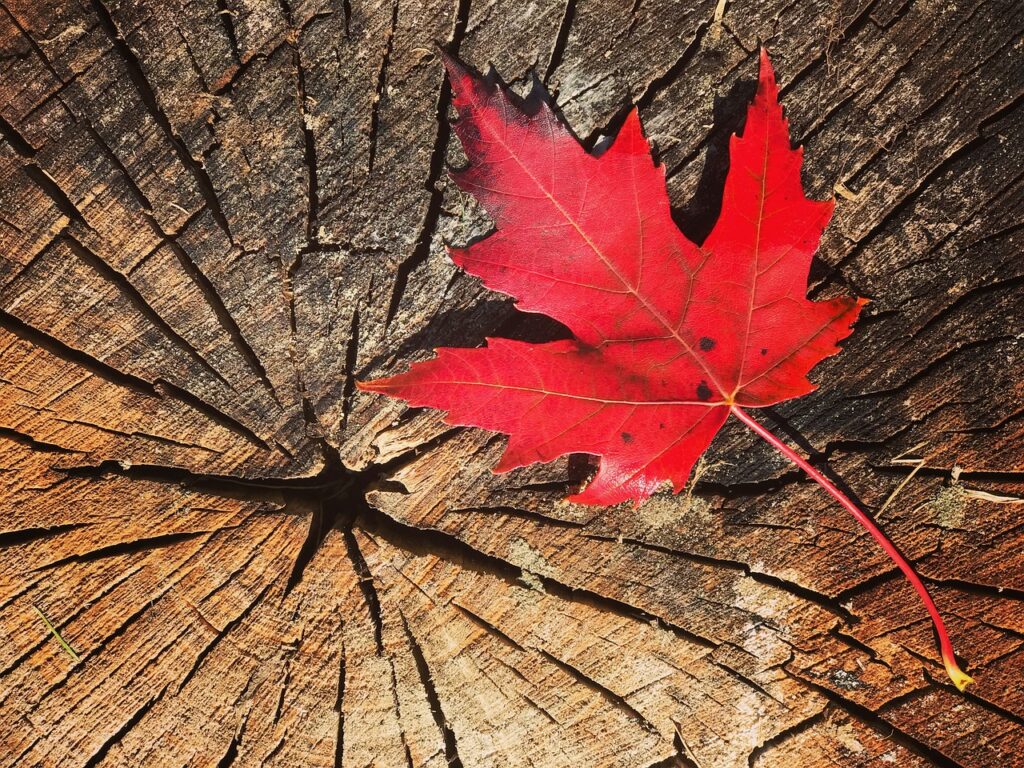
[0,0,1022,765]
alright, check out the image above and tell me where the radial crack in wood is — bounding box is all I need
[0,0,1022,765]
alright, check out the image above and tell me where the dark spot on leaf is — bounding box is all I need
[760,348,768,356]
[699,336,715,351]
[696,381,712,401]
[658,423,665,429]
[621,432,633,443]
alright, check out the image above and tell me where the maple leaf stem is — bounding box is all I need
[729,405,974,692]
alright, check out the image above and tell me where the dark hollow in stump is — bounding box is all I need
[1,0,1022,766]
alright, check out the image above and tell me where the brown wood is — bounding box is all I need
[1,0,1022,765]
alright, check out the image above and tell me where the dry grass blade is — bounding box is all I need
[33,604,82,663]
[877,442,929,519]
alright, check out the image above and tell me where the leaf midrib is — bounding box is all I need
[475,97,730,398]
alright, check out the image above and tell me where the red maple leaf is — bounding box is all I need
[360,50,972,690]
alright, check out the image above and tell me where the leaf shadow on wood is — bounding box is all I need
[358,295,572,380]
[671,76,758,246]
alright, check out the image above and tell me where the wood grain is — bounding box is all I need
[0,0,1021,765]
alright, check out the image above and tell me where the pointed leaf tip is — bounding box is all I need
[756,47,779,104]
[439,49,476,96]
[438,47,460,75]
[605,106,650,158]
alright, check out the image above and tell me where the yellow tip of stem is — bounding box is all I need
[943,655,974,692]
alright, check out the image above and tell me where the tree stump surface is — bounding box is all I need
[0,0,1022,765]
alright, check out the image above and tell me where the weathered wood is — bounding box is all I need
[0,0,1022,765]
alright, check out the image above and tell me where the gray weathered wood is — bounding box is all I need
[0,0,1022,765]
